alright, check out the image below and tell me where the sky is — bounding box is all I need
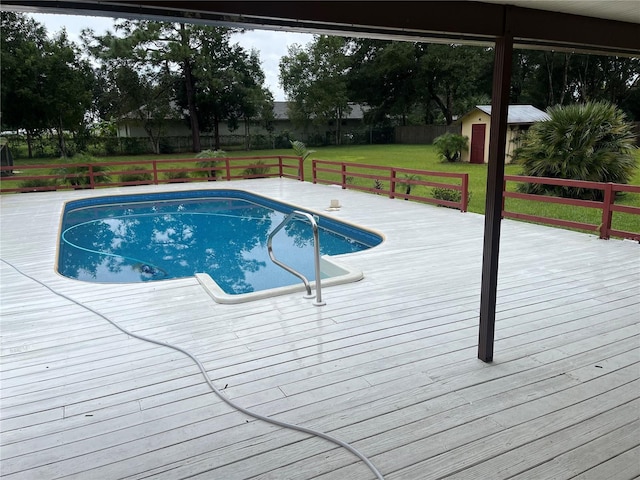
[28,12,314,101]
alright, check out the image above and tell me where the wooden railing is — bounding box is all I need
[312,159,469,212]
[503,175,640,241]
[0,155,304,193]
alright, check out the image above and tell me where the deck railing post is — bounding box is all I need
[341,164,347,189]
[601,182,614,240]
[225,158,231,181]
[312,159,317,184]
[462,174,469,212]
[88,164,95,189]
[153,160,158,185]
[298,156,304,182]
[390,170,396,199]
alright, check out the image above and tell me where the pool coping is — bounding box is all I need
[195,256,364,304]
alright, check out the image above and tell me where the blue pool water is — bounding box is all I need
[58,190,382,295]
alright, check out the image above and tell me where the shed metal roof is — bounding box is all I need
[476,104,550,124]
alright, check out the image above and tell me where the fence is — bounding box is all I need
[312,159,469,212]
[394,124,462,144]
[503,175,640,241]
[4,157,638,240]
[0,156,304,193]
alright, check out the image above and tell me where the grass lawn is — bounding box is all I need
[6,144,640,237]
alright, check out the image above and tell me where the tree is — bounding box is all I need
[510,50,640,120]
[280,35,352,145]
[42,30,94,157]
[513,101,638,200]
[87,20,212,152]
[348,39,420,126]
[114,65,176,154]
[193,35,272,150]
[415,43,493,125]
[0,12,49,157]
[1,13,94,157]
[88,20,270,152]
[347,40,493,126]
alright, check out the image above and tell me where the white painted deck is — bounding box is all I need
[1,178,639,480]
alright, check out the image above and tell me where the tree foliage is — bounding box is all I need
[1,12,94,157]
[513,101,638,200]
[280,35,352,144]
[87,20,271,152]
[510,50,640,119]
[346,40,494,126]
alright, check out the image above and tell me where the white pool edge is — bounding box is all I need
[196,256,364,304]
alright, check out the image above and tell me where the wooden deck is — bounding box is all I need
[1,178,638,480]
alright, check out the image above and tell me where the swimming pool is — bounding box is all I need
[58,190,383,302]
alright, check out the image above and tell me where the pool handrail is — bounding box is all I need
[267,210,326,306]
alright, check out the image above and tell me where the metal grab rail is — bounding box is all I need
[267,210,325,306]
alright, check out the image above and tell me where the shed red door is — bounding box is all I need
[470,124,486,164]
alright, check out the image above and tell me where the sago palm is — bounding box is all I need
[513,101,637,200]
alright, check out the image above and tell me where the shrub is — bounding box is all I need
[120,138,147,155]
[243,160,271,178]
[194,149,225,180]
[513,101,638,200]
[273,131,292,149]
[119,167,153,184]
[19,179,55,192]
[53,153,111,187]
[398,174,421,198]
[163,170,190,182]
[433,133,469,162]
[159,140,174,154]
[432,187,472,207]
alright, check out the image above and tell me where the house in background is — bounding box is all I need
[115,101,369,150]
[459,105,550,164]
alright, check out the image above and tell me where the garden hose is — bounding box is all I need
[1,257,385,480]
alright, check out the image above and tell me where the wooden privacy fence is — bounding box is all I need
[503,175,640,241]
[394,124,462,144]
[0,156,304,193]
[312,159,469,212]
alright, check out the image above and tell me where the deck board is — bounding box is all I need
[1,178,638,479]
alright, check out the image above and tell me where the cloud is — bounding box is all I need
[28,13,313,101]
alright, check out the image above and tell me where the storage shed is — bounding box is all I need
[460,105,550,164]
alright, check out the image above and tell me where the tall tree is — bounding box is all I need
[415,43,493,125]
[1,13,93,157]
[191,33,272,150]
[42,30,94,156]
[107,64,176,154]
[87,20,212,152]
[87,21,271,151]
[1,12,48,157]
[280,35,352,144]
[348,39,419,126]
[347,40,493,126]
[510,50,640,120]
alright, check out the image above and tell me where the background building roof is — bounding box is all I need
[475,105,550,124]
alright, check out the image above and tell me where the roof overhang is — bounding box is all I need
[2,1,639,56]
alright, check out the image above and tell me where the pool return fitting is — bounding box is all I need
[267,210,326,306]
[1,257,384,480]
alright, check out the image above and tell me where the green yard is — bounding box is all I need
[6,144,640,236]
